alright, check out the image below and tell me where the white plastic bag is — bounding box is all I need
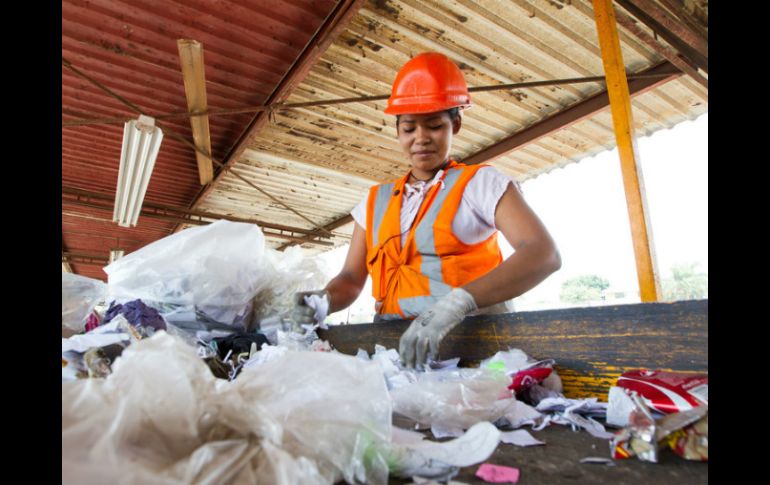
[253,245,328,324]
[62,272,107,331]
[62,333,224,484]
[103,220,329,330]
[387,421,501,479]
[104,220,271,327]
[389,367,518,437]
[62,332,393,485]
[227,349,392,485]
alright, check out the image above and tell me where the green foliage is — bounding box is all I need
[560,275,610,303]
[662,262,708,301]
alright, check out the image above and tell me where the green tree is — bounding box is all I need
[560,275,610,304]
[662,262,708,301]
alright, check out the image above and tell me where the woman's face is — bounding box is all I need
[397,111,461,176]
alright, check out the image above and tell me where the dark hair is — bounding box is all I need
[396,107,461,128]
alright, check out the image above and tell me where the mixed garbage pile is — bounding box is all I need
[62,221,707,484]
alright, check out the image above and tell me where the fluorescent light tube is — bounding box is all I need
[113,115,163,227]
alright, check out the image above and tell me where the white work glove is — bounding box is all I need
[399,288,477,369]
[290,290,330,329]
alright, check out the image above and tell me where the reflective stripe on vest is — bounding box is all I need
[371,182,395,248]
[366,162,502,320]
[370,168,464,318]
[413,168,463,301]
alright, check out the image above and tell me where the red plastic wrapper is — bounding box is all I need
[616,370,707,414]
[507,359,554,394]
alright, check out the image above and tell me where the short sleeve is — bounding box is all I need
[350,193,368,230]
[464,166,518,228]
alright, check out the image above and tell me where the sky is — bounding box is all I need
[320,113,708,320]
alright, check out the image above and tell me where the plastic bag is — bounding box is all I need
[253,245,328,327]
[62,332,393,485]
[387,421,501,480]
[103,220,328,330]
[104,220,273,327]
[228,348,392,485]
[389,366,518,437]
[62,272,107,331]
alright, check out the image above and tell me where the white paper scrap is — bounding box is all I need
[606,386,636,427]
[303,293,329,328]
[563,413,615,440]
[501,399,543,429]
[62,333,129,353]
[411,477,470,485]
[499,429,545,447]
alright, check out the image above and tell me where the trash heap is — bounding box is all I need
[62,221,707,484]
[606,370,708,462]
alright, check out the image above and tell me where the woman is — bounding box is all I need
[293,52,561,369]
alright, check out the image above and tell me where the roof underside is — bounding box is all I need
[62,0,708,280]
[62,0,338,279]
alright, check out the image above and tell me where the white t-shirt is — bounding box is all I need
[350,166,518,245]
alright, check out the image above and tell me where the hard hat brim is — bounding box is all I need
[384,94,472,115]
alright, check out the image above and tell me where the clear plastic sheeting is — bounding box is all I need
[254,245,329,323]
[104,220,269,327]
[356,346,519,438]
[62,272,107,331]
[389,366,517,437]
[102,221,327,330]
[228,346,392,485]
[62,332,392,485]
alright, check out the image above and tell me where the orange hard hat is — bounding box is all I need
[384,52,471,115]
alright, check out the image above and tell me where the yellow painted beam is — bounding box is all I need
[177,39,213,185]
[592,0,661,302]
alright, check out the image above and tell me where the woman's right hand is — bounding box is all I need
[290,290,330,326]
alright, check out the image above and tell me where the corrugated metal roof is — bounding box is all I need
[196,0,707,254]
[200,149,370,248]
[63,0,708,273]
[62,0,339,279]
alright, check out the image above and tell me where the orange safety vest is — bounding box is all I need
[365,160,503,320]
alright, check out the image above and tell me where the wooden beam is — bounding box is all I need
[62,186,335,246]
[461,62,680,166]
[657,0,708,40]
[615,0,708,73]
[613,8,707,88]
[177,39,214,185]
[182,0,365,218]
[318,300,708,399]
[62,251,110,266]
[593,0,661,302]
[277,214,354,251]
